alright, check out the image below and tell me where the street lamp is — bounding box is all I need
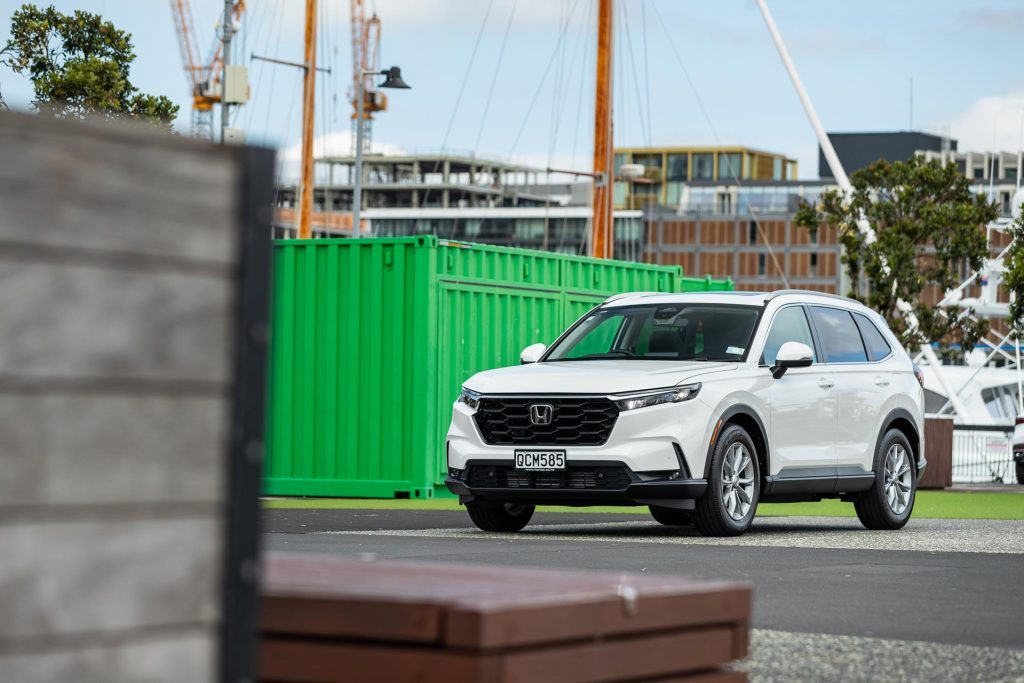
[353,66,410,238]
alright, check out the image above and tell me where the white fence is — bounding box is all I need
[952,425,1017,483]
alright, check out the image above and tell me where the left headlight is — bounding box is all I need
[612,383,701,411]
[458,387,482,410]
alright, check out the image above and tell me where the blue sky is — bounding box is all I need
[2,0,1023,179]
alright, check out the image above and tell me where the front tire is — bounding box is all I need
[855,429,916,530]
[466,501,535,532]
[694,425,760,537]
[649,505,693,526]
[1016,462,1024,485]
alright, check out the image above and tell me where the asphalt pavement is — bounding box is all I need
[262,507,1024,682]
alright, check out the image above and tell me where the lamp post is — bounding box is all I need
[353,66,410,238]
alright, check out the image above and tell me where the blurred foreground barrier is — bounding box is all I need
[0,112,274,682]
[260,553,751,682]
[920,416,953,489]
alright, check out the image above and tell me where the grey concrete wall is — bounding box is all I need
[0,113,249,683]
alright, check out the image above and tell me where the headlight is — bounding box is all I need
[458,387,482,410]
[612,383,701,411]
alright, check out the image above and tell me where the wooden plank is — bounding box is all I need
[0,393,227,507]
[262,554,751,649]
[0,112,238,266]
[497,627,734,683]
[0,260,232,383]
[260,638,496,683]
[260,628,736,683]
[0,629,214,683]
[262,596,443,644]
[0,517,220,642]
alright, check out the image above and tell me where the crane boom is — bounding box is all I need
[169,0,247,139]
[349,0,385,151]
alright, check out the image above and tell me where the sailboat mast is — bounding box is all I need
[298,0,318,239]
[591,0,613,259]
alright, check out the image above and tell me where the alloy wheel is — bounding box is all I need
[721,443,755,521]
[883,444,913,515]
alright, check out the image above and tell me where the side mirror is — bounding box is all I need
[520,343,547,364]
[771,341,813,379]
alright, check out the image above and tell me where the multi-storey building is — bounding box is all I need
[614,145,798,210]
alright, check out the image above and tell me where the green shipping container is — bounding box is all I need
[265,236,732,499]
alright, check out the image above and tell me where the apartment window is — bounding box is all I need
[667,154,689,181]
[717,153,741,180]
[757,253,766,276]
[748,221,757,245]
[772,158,783,180]
[810,252,818,276]
[693,153,714,180]
[973,167,985,180]
[810,230,818,244]
[614,153,626,174]
[1006,167,1018,182]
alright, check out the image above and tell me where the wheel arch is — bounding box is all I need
[703,405,770,481]
[876,408,921,472]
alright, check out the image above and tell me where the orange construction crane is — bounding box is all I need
[349,0,385,152]
[170,0,246,139]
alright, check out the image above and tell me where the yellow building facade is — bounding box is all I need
[614,146,799,209]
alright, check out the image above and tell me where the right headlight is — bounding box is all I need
[457,387,482,410]
[612,383,701,411]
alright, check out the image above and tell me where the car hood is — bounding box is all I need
[464,360,736,395]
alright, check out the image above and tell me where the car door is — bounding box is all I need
[808,306,884,474]
[756,304,837,476]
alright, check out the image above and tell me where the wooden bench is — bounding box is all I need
[260,553,751,683]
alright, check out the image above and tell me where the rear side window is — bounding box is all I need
[810,306,868,363]
[853,313,891,361]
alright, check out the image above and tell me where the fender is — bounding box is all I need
[873,407,922,470]
[703,404,770,480]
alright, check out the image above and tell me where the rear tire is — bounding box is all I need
[694,424,760,537]
[1016,462,1024,485]
[466,501,535,532]
[855,429,916,530]
[649,505,693,526]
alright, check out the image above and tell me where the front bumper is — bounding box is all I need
[445,459,707,506]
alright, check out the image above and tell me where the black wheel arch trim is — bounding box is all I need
[874,408,923,472]
[703,404,770,480]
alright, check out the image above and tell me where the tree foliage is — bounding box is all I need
[1,4,178,126]
[795,156,997,353]
[1003,207,1024,341]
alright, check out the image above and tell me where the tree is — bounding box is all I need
[1003,205,1024,341]
[795,156,997,354]
[1,4,177,126]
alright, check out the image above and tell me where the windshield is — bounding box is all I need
[545,303,760,362]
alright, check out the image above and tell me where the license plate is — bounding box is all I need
[514,450,566,471]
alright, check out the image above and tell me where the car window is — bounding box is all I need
[809,306,868,363]
[562,314,624,359]
[762,306,816,366]
[981,384,1020,420]
[546,303,759,362]
[923,389,948,414]
[853,313,891,361]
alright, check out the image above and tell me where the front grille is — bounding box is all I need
[473,397,619,446]
[465,464,632,490]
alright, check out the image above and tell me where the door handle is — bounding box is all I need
[817,378,835,389]
[874,376,890,387]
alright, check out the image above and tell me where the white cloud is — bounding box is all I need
[945,92,1024,153]
[372,0,588,28]
[277,131,406,182]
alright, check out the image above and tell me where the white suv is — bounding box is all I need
[446,290,926,536]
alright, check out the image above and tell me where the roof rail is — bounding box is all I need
[764,289,854,303]
[602,291,662,303]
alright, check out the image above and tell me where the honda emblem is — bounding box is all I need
[529,404,554,426]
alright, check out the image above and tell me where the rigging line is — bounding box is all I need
[621,2,649,148]
[260,0,288,137]
[651,0,788,286]
[241,0,275,130]
[472,0,517,154]
[506,0,584,158]
[415,0,497,232]
[545,0,575,249]
[640,0,652,149]
[559,0,593,255]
